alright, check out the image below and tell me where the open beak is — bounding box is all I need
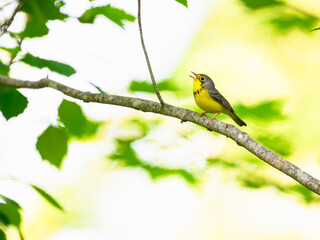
[189,71,197,79]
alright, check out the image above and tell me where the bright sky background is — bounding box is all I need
[1,0,320,239]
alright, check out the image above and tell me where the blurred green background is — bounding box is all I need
[1,0,320,239]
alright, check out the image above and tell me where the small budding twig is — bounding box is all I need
[137,0,165,106]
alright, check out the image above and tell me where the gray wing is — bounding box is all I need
[207,88,235,113]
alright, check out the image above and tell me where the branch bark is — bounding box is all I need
[1,74,320,196]
[137,0,165,106]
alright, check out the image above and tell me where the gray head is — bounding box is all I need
[190,72,215,89]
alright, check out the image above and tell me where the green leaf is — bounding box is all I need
[20,15,49,38]
[109,137,198,184]
[0,195,22,227]
[288,185,319,203]
[270,14,316,32]
[36,125,69,168]
[58,100,100,138]
[207,158,240,169]
[129,78,178,93]
[235,100,285,122]
[78,4,136,28]
[31,185,64,211]
[0,47,21,59]
[0,86,28,120]
[311,27,320,31]
[143,165,196,184]
[0,61,10,76]
[239,176,265,189]
[257,135,291,157]
[238,0,283,10]
[175,0,188,7]
[109,139,141,166]
[20,53,76,76]
[0,229,6,240]
[19,0,67,38]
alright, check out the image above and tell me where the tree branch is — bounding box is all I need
[1,74,320,196]
[137,0,165,106]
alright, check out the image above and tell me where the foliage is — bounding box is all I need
[0,0,320,238]
[0,0,138,237]
[78,4,135,28]
[208,157,320,203]
[257,135,291,157]
[20,53,76,77]
[129,78,179,93]
[0,61,9,76]
[110,138,197,184]
[31,185,64,211]
[270,14,316,33]
[36,125,69,168]
[19,0,67,38]
[0,47,20,60]
[108,118,198,184]
[36,99,101,168]
[175,0,188,8]
[238,0,283,10]
[239,0,318,32]
[58,100,100,138]
[236,99,285,122]
[0,184,63,240]
[0,195,23,240]
[0,86,28,120]
[0,229,5,240]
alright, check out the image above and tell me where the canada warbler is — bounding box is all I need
[190,72,246,127]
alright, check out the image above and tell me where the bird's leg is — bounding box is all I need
[198,112,207,121]
[209,112,221,122]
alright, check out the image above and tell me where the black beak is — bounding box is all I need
[189,71,197,79]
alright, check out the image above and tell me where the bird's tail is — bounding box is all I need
[228,111,247,127]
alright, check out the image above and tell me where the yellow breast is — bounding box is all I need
[193,78,224,113]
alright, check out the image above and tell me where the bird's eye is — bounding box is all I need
[200,77,205,81]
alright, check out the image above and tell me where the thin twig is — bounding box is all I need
[1,74,320,196]
[137,0,165,106]
[0,2,22,38]
[7,38,22,67]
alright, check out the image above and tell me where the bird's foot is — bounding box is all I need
[198,112,207,121]
[209,112,221,123]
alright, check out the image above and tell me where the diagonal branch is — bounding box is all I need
[1,74,320,196]
[137,0,165,106]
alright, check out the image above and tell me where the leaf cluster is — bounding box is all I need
[37,99,101,169]
[209,156,320,203]
[109,118,197,184]
[238,0,319,33]
[0,185,63,240]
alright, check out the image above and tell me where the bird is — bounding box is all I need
[190,72,247,127]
